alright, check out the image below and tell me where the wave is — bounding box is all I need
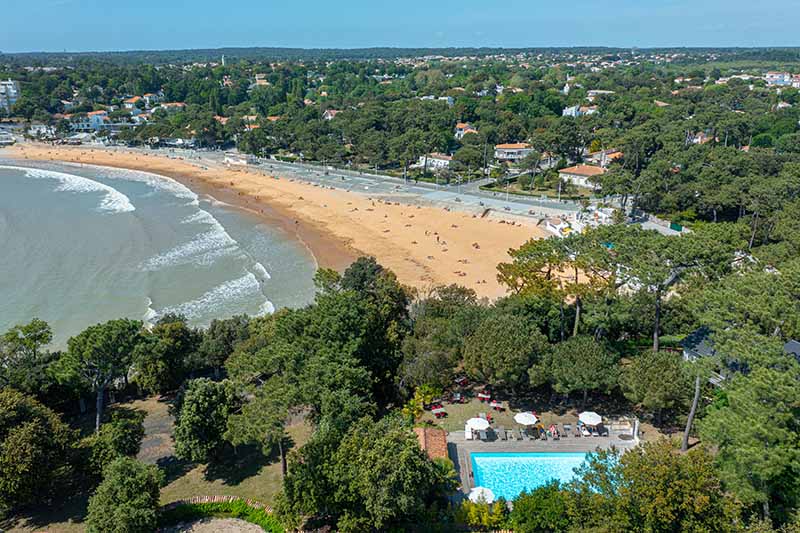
[140,226,240,270]
[142,297,158,327]
[252,262,272,280]
[159,271,269,320]
[1,165,135,214]
[64,162,199,204]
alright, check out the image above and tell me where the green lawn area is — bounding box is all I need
[3,396,310,533]
[481,181,596,201]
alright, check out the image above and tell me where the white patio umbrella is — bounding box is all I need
[466,417,490,431]
[513,412,539,426]
[468,487,496,504]
[579,411,602,426]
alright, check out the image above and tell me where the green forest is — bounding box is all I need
[2,49,800,532]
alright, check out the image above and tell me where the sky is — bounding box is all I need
[1,0,795,53]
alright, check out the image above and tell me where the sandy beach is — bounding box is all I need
[4,143,548,299]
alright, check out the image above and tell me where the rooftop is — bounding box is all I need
[560,164,607,177]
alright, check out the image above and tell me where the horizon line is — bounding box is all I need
[3,45,800,56]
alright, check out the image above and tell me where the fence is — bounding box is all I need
[160,495,273,513]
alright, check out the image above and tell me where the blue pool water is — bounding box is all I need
[471,452,588,501]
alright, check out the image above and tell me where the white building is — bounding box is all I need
[0,79,21,112]
[494,143,533,162]
[322,109,341,120]
[417,153,452,171]
[558,164,606,189]
[765,71,793,86]
[454,122,478,140]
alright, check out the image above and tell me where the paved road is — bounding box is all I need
[151,148,581,221]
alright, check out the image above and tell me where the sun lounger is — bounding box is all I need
[519,428,528,441]
[581,425,591,437]
[479,412,487,420]
[479,430,488,441]
[562,423,572,437]
[465,427,474,440]
[515,428,523,441]
[591,426,600,437]
[600,426,609,437]
[498,426,507,441]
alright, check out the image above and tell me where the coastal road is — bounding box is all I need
[148,148,581,222]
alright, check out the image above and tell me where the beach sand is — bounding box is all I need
[5,144,548,299]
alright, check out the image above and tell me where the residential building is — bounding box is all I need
[60,100,76,112]
[588,149,623,168]
[123,96,142,110]
[0,79,21,112]
[765,71,793,86]
[416,153,452,170]
[322,109,341,120]
[494,143,533,162]
[562,105,598,117]
[157,102,187,113]
[793,75,800,89]
[142,93,161,107]
[558,164,606,189]
[586,89,615,101]
[454,122,478,140]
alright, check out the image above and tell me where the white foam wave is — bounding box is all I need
[142,297,158,327]
[2,165,135,214]
[141,226,239,270]
[65,162,198,203]
[258,299,276,316]
[160,272,265,320]
[180,210,217,225]
[252,262,272,280]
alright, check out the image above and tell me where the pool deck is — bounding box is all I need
[447,430,637,494]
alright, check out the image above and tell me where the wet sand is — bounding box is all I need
[6,144,549,299]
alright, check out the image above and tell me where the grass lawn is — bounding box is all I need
[481,181,596,201]
[3,395,311,532]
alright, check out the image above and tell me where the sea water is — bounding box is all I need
[0,160,317,347]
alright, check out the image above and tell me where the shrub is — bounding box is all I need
[158,500,284,532]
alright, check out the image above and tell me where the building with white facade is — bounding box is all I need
[0,80,21,112]
[494,143,533,162]
[416,153,452,171]
[558,164,606,189]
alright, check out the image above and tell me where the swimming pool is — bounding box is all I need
[470,452,588,501]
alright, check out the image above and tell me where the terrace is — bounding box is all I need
[419,393,639,497]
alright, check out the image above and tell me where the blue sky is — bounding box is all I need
[1,0,795,53]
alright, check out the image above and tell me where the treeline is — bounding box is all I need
[3,47,800,67]
[3,217,800,531]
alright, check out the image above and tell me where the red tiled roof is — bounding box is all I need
[413,427,448,460]
[496,143,531,150]
[560,164,607,177]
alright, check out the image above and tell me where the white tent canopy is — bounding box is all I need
[513,412,539,426]
[579,411,602,426]
[466,417,490,431]
[468,487,496,504]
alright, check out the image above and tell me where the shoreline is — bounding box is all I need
[3,143,548,299]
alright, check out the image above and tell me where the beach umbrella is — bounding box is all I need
[513,412,539,426]
[579,411,602,426]
[468,487,495,504]
[466,417,490,431]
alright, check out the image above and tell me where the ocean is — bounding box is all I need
[0,160,318,347]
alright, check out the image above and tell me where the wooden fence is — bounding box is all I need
[160,494,273,513]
